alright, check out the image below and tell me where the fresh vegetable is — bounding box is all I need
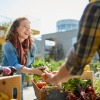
[2,67,11,76]
[0,67,3,76]
[62,78,96,100]
[0,67,16,76]
[9,67,16,75]
[36,81,47,89]
[94,79,100,96]
[84,65,90,71]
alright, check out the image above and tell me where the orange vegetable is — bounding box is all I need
[42,73,47,80]
[36,81,47,88]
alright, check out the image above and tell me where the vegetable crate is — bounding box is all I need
[77,71,94,85]
[32,80,65,100]
[32,71,94,100]
[0,75,21,100]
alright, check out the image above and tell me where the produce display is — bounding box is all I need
[0,67,17,100]
[36,81,47,89]
[94,79,100,96]
[62,78,96,100]
[31,60,100,100]
[0,67,16,76]
[33,76,99,100]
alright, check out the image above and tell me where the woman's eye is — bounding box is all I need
[23,26,26,27]
[23,26,30,29]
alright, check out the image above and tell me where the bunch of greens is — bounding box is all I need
[62,78,92,92]
[94,79,100,95]
[32,61,44,81]
[62,78,96,100]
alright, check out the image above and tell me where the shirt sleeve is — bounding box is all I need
[3,42,23,73]
[65,2,100,75]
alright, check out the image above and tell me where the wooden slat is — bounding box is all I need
[0,75,21,100]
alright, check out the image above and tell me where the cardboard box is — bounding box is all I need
[0,75,21,100]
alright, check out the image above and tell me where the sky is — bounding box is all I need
[0,0,89,37]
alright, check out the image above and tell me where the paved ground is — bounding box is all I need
[23,86,37,100]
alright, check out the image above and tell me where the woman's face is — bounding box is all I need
[17,19,31,42]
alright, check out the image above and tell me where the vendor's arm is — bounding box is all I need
[44,63,73,85]
[45,3,100,85]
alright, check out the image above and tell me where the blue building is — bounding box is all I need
[56,19,79,32]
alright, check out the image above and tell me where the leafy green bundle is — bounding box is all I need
[62,78,96,100]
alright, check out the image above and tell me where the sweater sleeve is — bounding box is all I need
[3,42,23,73]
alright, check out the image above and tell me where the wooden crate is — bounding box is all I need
[0,75,21,100]
[76,71,94,85]
[32,80,65,100]
[32,71,94,100]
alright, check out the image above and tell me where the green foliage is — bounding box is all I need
[31,56,64,81]
[47,59,64,71]
[89,61,100,73]
[0,45,3,64]
[49,43,64,61]
[32,56,65,71]
[94,80,100,94]
[1,22,11,33]
[31,57,45,68]
[62,78,92,92]
[0,22,11,65]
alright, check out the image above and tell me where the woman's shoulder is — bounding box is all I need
[30,42,37,53]
[31,42,37,49]
[3,41,14,49]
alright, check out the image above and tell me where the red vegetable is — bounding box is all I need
[2,67,11,76]
[36,81,47,88]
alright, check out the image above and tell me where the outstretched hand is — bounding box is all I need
[43,70,60,86]
[44,64,74,86]
[33,66,46,75]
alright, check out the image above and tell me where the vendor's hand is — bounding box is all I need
[52,71,58,74]
[44,70,58,85]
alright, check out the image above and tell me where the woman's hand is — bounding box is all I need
[32,66,46,76]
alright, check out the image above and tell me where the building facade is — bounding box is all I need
[35,29,78,59]
[34,19,99,61]
[56,19,79,32]
[35,19,79,59]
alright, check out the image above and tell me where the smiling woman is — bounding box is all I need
[2,17,46,100]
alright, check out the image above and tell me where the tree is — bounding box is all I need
[1,22,11,33]
[49,43,64,61]
[0,45,3,64]
[0,22,11,64]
